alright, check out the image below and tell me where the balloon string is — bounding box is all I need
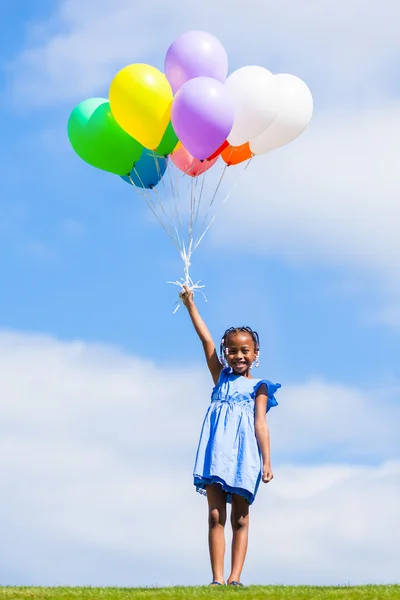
[166,158,253,313]
[135,155,169,224]
[131,156,252,314]
[167,159,184,246]
[128,174,181,253]
[153,153,184,248]
[193,215,216,251]
[193,157,253,251]
[163,159,184,250]
[221,156,253,206]
[152,166,182,249]
[132,160,205,314]
[193,163,227,248]
[191,168,207,246]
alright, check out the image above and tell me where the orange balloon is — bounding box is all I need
[221,142,253,166]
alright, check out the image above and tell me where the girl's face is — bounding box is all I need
[225,331,258,377]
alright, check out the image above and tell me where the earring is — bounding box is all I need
[255,353,260,368]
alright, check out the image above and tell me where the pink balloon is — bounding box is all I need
[170,145,219,177]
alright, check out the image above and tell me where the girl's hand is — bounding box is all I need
[179,285,194,307]
[262,464,274,483]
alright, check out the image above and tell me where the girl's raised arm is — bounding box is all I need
[180,286,223,384]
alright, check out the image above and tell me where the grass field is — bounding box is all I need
[0,586,399,599]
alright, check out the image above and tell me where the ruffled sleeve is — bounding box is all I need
[253,379,281,413]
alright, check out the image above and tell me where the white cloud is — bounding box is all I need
[0,331,398,585]
[207,104,400,321]
[6,0,400,107]
[215,106,400,272]
[274,378,399,460]
[248,460,400,585]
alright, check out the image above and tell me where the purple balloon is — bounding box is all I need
[171,77,235,160]
[165,30,228,94]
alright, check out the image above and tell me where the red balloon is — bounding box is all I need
[207,140,229,161]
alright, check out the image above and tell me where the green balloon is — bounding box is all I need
[67,98,143,175]
[155,121,179,156]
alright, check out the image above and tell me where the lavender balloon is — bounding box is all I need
[172,77,235,160]
[165,31,228,94]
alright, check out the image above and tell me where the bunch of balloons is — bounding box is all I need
[68,30,313,307]
[67,30,313,187]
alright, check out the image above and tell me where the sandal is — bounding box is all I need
[210,582,223,586]
[228,581,243,586]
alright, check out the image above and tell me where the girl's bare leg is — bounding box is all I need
[227,493,249,584]
[206,483,227,584]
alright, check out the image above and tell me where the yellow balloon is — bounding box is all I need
[109,64,173,150]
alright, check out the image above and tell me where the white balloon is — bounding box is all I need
[250,74,313,155]
[225,66,278,147]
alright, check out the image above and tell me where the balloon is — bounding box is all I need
[121,150,168,188]
[109,64,173,150]
[171,77,235,160]
[250,74,313,155]
[221,143,253,166]
[225,66,278,147]
[165,30,228,94]
[207,140,229,161]
[67,98,143,175]
[155,121,179,156]
[170,145,218,177]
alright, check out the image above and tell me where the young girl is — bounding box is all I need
[180,285,280,586]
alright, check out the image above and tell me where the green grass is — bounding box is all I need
[0,586,399,600]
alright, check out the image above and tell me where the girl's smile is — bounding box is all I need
[225,332,258,377]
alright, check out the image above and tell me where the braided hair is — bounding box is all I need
[219,326,260,367]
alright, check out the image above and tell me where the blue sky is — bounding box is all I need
[0,0,399,588]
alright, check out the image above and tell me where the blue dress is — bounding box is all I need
[193,367,280,504]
